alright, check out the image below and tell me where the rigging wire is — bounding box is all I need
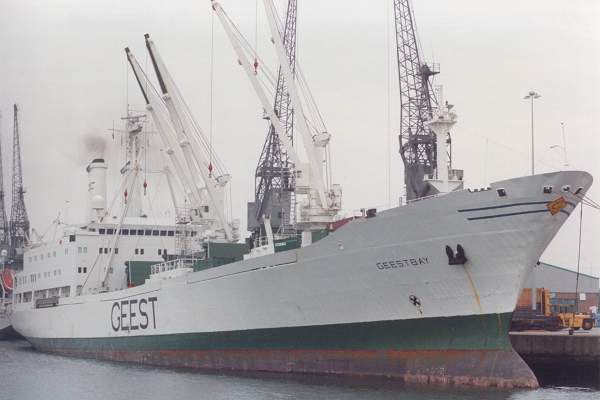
[254,0,259,53]
[125,57,129,125]
[386,0,392,207]
[81,167,138,291]
[209,10,216,174]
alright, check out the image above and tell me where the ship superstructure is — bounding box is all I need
[12,42,243,303]
[12,116,225,302]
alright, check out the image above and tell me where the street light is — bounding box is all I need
[523,91,541,175]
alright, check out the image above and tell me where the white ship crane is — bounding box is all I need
[212,0,341,246]
[125,41,238,242]
[144,35,236,241]
[125,49,205,214]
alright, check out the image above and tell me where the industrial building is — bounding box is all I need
[517,262,599,314]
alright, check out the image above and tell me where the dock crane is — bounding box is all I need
[393,0,462,201]
[213,0,341,248]
[9,104,30,268]
[125,39,238,242]
[249,0,297,239]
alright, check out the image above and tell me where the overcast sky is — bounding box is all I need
[1,0,599,276]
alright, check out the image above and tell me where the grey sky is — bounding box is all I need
[1,0,599,275]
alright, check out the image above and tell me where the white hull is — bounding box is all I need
[10,171,593,387]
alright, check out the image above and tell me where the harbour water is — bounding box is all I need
[1,340,597,400]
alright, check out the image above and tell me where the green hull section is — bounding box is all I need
[30,312,513,351]
[27,312,538,388]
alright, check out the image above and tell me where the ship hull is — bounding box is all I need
[11,172,594,388]
[28,312,535,387]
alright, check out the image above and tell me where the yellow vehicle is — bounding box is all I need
[539,288,594,331]
[557,311,595,331]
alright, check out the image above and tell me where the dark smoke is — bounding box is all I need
[82,133,107,160]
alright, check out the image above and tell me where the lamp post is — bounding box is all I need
[523,91,541,175]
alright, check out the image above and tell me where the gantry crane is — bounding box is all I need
[393,0,461,201]
[249,0,297,237]
[9,104,30,267]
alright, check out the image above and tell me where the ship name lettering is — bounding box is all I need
[376,257,429,270]
[111,296,157,332]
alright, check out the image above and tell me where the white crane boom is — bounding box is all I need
[261,0,329,209]
[213,1,342,240]
[212,2,301,169]
[143,35,234,240]
[125,48,206,213]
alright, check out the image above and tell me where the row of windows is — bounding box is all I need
[29,251,57,263]
[99,247,119,255]
[97,228,197,237]
[16,291,32,303]
[133,248,167,256]
[14,286,70,304]
[77,267,88,274]
[15,269,62,287]
[28,247,89,263]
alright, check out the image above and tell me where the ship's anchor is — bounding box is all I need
[409,295,423,315]
[446,244,468,265]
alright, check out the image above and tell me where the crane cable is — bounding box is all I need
[209,10,215,177]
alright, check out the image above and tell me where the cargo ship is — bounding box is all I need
[8,4,595,388]
[10,160,592,387]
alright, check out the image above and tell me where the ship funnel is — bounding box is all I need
[87,158,108,223]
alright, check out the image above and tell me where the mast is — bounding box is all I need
[9,104,30,267]
[252,0,297,234]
